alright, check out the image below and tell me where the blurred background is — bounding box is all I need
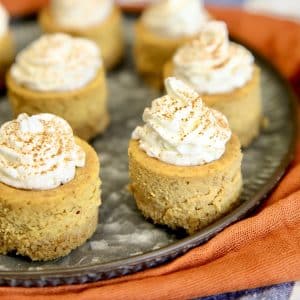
[1,0,299,22]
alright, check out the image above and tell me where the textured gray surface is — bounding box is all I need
[0,19,296,283]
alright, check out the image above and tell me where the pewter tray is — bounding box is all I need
[0,18,297,287]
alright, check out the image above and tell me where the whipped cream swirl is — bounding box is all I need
[173,21,254,94]
[0,113,85,190]
[0,4,8,37]
[51,0,113,29]
[142,0,209,38]
[132,77,231,166]
[10,33,101,92]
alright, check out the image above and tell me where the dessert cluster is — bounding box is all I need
[0,0,262,261]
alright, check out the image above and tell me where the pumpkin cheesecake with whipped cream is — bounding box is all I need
[39,0,124,70]
[128,78,243,234]
[0,113,101,261]
[0,3,14,88]
[134,0,210,89]
[164,21,262,146]
[6,33,108,140]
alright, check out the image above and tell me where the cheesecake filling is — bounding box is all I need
[0,4,8,38]
[0,113,85,190]
[173,21,254,94]
[51,0,114,29]
[11,33,101,92]
[142,0,209,38]
[132,77,231,166]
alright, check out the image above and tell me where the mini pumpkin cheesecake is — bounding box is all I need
[134,0,210,89]
[0,113,101,261]
[0,4,14,88]
[128,78,243,234]
[39,0,124,70]
[164,21,262,147]
[6,33,109,140]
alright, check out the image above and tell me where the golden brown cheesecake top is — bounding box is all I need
[141,0,209,38]
[0,113,85,190]
[51,0,114,29]
[10,33,102,92]
[173,21,254,94]
[132,77,231,166]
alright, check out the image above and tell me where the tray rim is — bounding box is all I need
[0,48,298,287]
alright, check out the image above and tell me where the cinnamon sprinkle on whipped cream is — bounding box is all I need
[132,77,231,166]
[173,21,254,94]
[11,33,101,92]
[0,113,85,190]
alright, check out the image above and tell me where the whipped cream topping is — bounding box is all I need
[0,4,8,37]
[0,113,85,190]
[10,33,101,92]
[51,0,113,29]
[132,77,231,166]
[142,0,209,38]
[173,21,254,94]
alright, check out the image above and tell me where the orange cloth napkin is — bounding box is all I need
[0,0,48,17]
[1,7,300,300]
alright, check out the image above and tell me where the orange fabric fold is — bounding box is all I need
[1,7,300,300]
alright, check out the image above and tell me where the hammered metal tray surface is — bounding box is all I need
[0,19,297,287]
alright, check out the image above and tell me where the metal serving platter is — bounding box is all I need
[0,18,297,287]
